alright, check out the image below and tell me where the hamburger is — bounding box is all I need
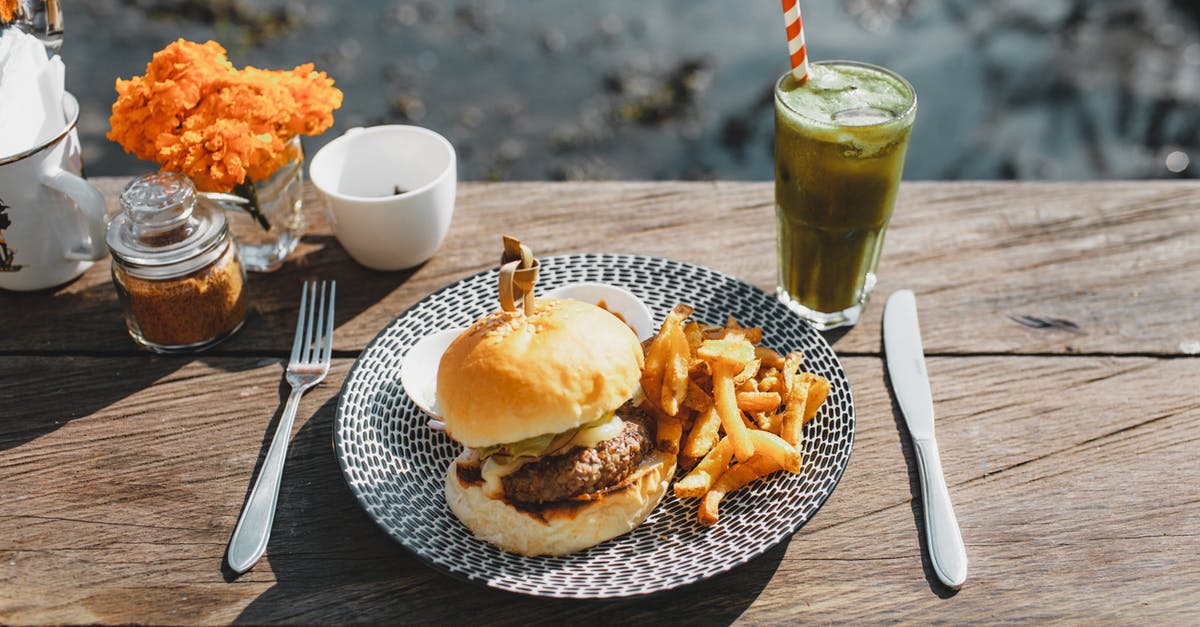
[436,297,676,556]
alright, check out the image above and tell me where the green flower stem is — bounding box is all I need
[233,180,272,232]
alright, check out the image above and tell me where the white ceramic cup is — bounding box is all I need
[309,125,456,271]
[0,92,107,291]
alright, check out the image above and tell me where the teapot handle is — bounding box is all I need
[39,164,108,262]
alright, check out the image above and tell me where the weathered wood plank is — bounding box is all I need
[1,354,1196,623]
[0,181,1196,356]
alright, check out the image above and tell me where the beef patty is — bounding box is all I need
[501,402,655,504]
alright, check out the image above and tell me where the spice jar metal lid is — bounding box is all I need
[107,172,232,279]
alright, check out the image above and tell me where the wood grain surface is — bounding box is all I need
[3,180,1196,357]
[1,180,1197,624]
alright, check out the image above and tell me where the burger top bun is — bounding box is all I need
[436,297,645,448]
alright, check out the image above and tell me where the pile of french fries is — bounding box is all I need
[639,305,831,526]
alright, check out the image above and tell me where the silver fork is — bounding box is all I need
[227,280,336,574]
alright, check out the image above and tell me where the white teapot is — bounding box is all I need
[0,92,106,291]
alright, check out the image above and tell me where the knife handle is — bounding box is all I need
[912,437,968,589]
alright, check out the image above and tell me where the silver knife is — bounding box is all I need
[883,289,968,589]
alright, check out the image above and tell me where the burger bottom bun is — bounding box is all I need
[444,449,677,557]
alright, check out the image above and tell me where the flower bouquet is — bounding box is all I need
[108,39,342,271]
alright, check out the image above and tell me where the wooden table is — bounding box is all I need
[1,180,1197,624]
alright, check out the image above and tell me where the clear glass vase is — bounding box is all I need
[204,136,305,273]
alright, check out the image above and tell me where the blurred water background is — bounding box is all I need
[62,0,1200,180]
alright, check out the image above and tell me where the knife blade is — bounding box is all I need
[883,289,968,589]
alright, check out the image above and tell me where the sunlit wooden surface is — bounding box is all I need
[1,180,1197,623]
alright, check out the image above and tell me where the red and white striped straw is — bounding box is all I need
[781,0,809,82]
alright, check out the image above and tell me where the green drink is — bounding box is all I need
[774,61,916,330]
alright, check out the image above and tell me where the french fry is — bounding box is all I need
[697,485,740,525]
[711,363,756,462]
[675,437,734,498]
[737,327,763,344]
[799,372,831,424]
[660,315,691,416]
[657,412,683,454]
[668,303,695,322]
[698,454,782,526]
[642,303,836,527]
[754,345,785,371]
[682,379,713,412]
[755,411,783,435]
[683,320,705,353]
[748,454,783,475]
[720,317,763,343]
[733,358,761,386]
[781,351,804,396]
[757,366,782,396]
[679,407,696,431]
[780,375,811,448]
[697,338,755,371]
[682,405,722,460]
[747,430,801,473]
[640,304,694,413]
[736,391,782,414]
[639,399,683,454]
[737,376,759,394]
[640,334,669,409]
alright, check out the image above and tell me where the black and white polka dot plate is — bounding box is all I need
[334,254,855,598]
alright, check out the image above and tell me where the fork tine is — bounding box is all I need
[302,282,319,364]
[310,281,327,364]
[290,281,310,363]
[322,281,336,364]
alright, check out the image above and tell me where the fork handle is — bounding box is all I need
[226,386,305,573]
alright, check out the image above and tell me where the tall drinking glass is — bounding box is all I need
[774,60,916,330]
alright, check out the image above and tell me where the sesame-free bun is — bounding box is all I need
[436,298,645,448]
[444,449,676,556]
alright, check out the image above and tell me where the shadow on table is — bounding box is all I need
[229,396,783,624]
[217,234,425,353]
[0,234,418,453]
[0,274,196,452]
[0,348,195,453]
[819,326,853,346]
[880,328,962,599]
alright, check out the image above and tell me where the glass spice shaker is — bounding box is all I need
[106,172,249,353]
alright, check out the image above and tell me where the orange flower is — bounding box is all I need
[108,39,342,192]
[0,0,20,22]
